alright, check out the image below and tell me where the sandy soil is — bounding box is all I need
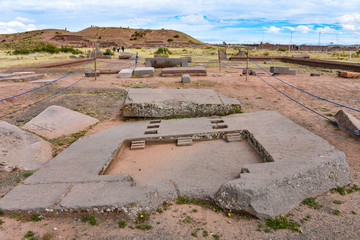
[0,59,360,239]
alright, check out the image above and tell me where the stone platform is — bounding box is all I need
[0,112,352,219]
[122,88,242,118]
[161,66,207,76]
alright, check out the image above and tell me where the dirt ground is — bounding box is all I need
[0,59,359,239]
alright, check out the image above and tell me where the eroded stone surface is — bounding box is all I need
[0,112,352,219]
[22,105,99,139]
[335,110,360,135]
[122,88,241,118]
[0,121,53,170]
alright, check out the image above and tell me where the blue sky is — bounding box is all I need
[0,0,359,45]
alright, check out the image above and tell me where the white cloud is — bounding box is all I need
[0,19,37,33]
[179,15,208,24]
[338,13,360,31]
[282,26,295,31]
[264,26,281,34]
[15,16,35,23]
[316,26,336,33]
[295,25,314,33]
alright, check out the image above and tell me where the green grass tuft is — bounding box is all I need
[302,198,323,209]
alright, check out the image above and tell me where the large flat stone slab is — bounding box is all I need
[58,182,158,216]
[145,58,188,68]
[0,74,44,82]
[161,66,207,76]
[0,183,70,211]
[0,121,53,170]
[122,88,242,118]
[22,105,99,139]
[0,112,352,219]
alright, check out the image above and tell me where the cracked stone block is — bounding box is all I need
[133,67,154,77]
[0,183,70,212]
[118,68,133,78]
[58,182,158,217]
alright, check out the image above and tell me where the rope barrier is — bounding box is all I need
[0,58,95,103]
[249,68,359,135]
[248,57,360,113]
[96,59,132,65]
[221,62,246,69]
[0,71,92,119]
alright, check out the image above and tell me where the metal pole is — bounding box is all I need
[246,49,249,81]
[135,52,138,68]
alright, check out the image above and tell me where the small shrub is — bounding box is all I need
[263,52,269,56]
[0,219,4,225]
[118,220,127,228]
[29,214,42,221]
[135,46,142,49]
[24,231,35,238]
[333,200,342,205]
[81,215,97,225]
[135,224,152,230]
[103,49,114,56]
[174,34,179,38]
[277,48,287,52]
[42,232,55,240]
[203,230,209,237]
[154,47,172,55]
[264,215,301,233]
[302,198,323,209]
[167,38,174,42]
[332,210,341,216]
[23,170,36,178]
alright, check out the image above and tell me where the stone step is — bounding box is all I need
[226,132,242,142]
[131,140,145,150]
[177,137,193,146]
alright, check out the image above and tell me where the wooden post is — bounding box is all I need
[94,48,97,81]
[246,49,249,81]
[218,50,221,71]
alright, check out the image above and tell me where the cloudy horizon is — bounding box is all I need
[0,0,359,45]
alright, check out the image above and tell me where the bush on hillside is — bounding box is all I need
[154,47,172,55]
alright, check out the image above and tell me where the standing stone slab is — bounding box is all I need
[133,67,154,77]
[122,88,241,118]
[118,68,134,78]
[0,183,70,211]
[22,105,99,139]
[335,110,360,135]
[0,121,52,170]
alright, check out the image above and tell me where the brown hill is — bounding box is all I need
[0,27,206,48]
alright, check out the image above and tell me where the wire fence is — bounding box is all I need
[0,58,95,103]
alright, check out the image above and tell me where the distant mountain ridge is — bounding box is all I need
[0,27,206,48]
